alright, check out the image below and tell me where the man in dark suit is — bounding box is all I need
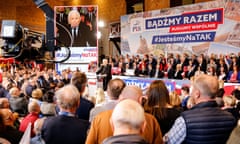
[41,84,89,144]
[60,9,88,47]
[85,6,97,47]
[173,64,183,80]
[56,7,68,25]
[71,72,94,121]
[55,6,68,46]
[96,58,112,91]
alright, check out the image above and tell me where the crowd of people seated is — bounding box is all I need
[95,52,240,83]
[0,55,239,143]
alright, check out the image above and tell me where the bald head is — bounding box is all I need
[119,85,143,102]
[111,99,145,132]
[192,74,219,99]
[28,101,40,113]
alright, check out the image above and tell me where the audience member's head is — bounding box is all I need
[110,99,146,135]
[144,80,171,119]
[9,87,21,98]
[181,86,189,96]
[146,80,170,108]
[55,84,80,113]
[169,91,181,107]
[95,88,105,105]
[107,78,126,100]
[216,88,225,98]
[0,108,16,127]
[223,95,236,107]
[0,98,10,108]
[119,85,143,103]
[41,90,56,116]
[6,83,14,92]
[42,90,55,103]
[28,101,40,114]
[190,74,219,104]
[215,88,225,107]
[231,89,240,101]
[70,72,87,95]
[55,81,65,91]
[31,88,43,100]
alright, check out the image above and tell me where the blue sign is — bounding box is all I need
[122,77,176,92]
[152,32,216,44]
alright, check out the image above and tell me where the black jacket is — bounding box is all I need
[76,97,94,121]
[0,126,23,144]
[102,134,148,144]
[42,115,89,144]
[182,101,236,144]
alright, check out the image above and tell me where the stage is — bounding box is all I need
[86,73,240,97]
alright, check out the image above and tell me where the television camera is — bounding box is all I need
[0,0,71,63]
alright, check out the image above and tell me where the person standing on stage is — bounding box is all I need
[96,59,112,91]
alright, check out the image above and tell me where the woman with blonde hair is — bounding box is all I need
[169,91,182,111]
[94,88,105,106]
[222,95,238,119]
[30,88,43,107]
[31,88,43,100]
[169,91,180,106]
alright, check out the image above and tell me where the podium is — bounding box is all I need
[97,74,107,89]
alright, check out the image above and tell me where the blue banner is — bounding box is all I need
[145,8,223,30]
[122,78,176,92]
[152,32,216,44]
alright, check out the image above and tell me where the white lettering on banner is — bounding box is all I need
[171,25,191,31]
[153,33,213,43]
[183,13,218,24]
[147,17,182,28]
[125,81,149,89]
[191,23,216,29]
[195,33,212,40]
[185,35,195,41]
[81,53,97,57]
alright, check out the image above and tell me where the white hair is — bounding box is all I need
[111,99,145,130]
[68,10,80,24]
[55,84,80,110]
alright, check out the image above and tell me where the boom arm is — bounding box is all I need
[32,0,54,51]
